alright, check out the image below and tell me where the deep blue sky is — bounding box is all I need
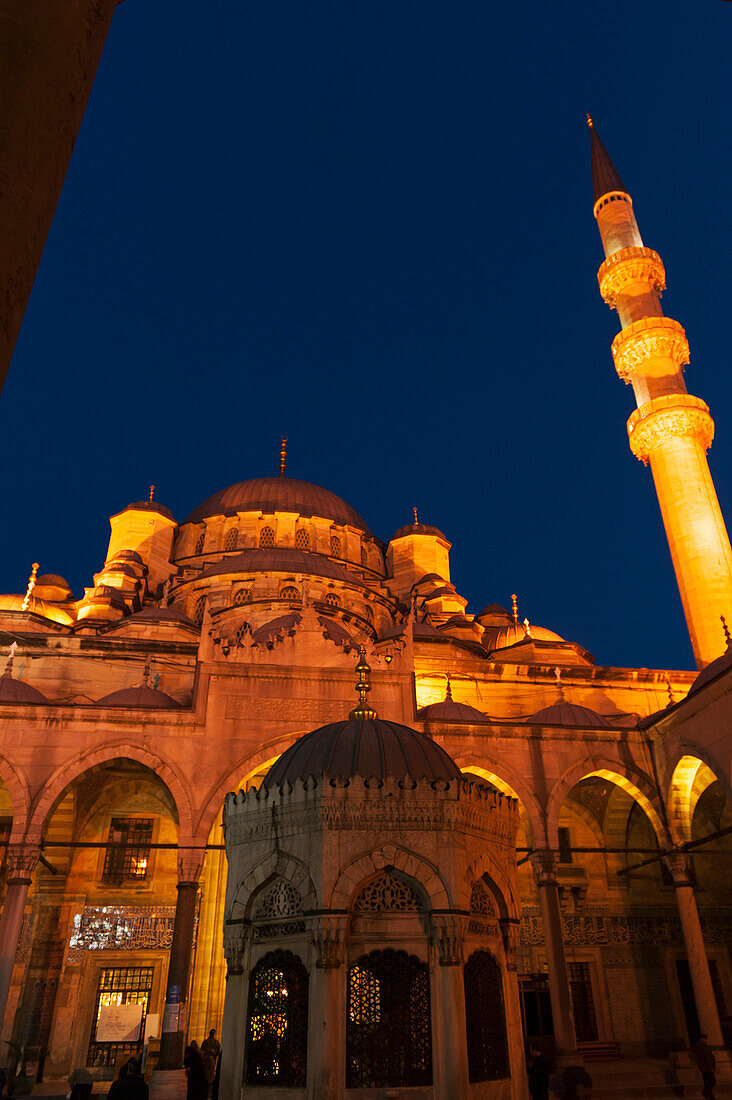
[2,1,731,671]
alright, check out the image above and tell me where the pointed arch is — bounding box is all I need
[465,853,520,920]
[668,753,728,844]
[451,752,543,847]
[329,844,450,910]
[226,849,317,923]
[0,752,31,842]
[27,741,194,844]
[546,756,665,849]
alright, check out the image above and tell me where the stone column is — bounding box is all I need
[0,845,39,1032]
[501,917,530,1099]
[531,850,577,1054]
[434,915,470,1097]
[158,849,204,1069]
[0,0,123,391]
[664,852,725,1048]
[309,916,346,1100]
[219,922,248,1100]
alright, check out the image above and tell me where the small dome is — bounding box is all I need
[412,574,446,591]
[392,523,447,542]
[476,604,511,621]
[122,501,175,522]
[688,648,732,697]
[264,717,461,787]
[184,476,371,533]
[97,685,181,709]
[418,698,489,723]
[114,551,144,564]
[36,574,71,591]
[0,673,48,705]
[484,621,563,650]
[525,701,612,727]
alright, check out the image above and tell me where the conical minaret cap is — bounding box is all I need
[587,115,627,205]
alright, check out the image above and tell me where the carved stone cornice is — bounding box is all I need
[530,849,558,886]
[499,917,521,971]
[5,844,40,882]
[598,246,666,309]
[178,848,206,885]
[627,394,714,465]
[432,912,468,966]
[223,922,248,976]
[312,913,347,969]
[611,317,689,384]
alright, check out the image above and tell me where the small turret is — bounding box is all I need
[106,486,176,589]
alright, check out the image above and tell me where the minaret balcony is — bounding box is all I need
[598,246,666,309]
[611,316,689,385]
[627,393,714,465]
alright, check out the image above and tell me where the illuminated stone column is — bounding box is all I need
[531,850,577,1054]
[0,0,123,391]
[309,917,346,1099]
[220,923,248,1099]
[158,849,204,1068]
[434,915,470,1097]
[591,118,732,668]
[501,917,530,1097]
[0,845,39,1032]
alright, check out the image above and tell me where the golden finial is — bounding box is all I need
[523,617,533,638]
[142,654,152,688]
[413,506,419,525]
[4,641,17,677]
[722,614,731,649]
[586,113,594,129]
[511,593,518,624]
[21,563,39,612]
[350,644,378,721]
[279,436,288,477]
[666,676,674,707]
[149,484,155,503]
[554,666,565,701]
[445,672,453,701]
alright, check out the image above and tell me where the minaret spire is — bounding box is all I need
[591,119,732,668]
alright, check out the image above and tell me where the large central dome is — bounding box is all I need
[183,476,371,533]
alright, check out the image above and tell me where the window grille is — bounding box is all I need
[464,950,509,1082]
[87,966,153,1067]
[353,872,420,913]
[470,880,496,917]
[245,950,308,1087]
[102,819,153,885]
[346,949,432,1088]
[194,532,205,555]
[233,588,251,606]
[259,526,275,549]
[280,586,300,602]
[360,545,368,567]
[324,592,341,609]
[194,596,206,625]
[252,879,306,941]
[224,528,238,551]
[568,962,598,1042]
[295,529,310,551]
[330,535,341,558]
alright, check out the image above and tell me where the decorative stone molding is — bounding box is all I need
[598,246,666,309]
[499,917,521,970]
[5,843,40,882]
[530,849,558,886]
[223,922,248,976]
[662,850,695,887]
[432,913,467,966]
[312,914,347,969]
[627,394,714,465]
[611,317,689,385]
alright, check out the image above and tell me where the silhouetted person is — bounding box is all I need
[107,1057,149,1100]
[528,1044,551,1100]
[68,1065,94,1099]
[693,1035,717,1100]
[200,1030,220,1095]
[184,1041,208,1100]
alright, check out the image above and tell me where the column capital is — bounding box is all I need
[627,394,714,465]
[611,316,689,385]
[530,849,559,885]
[223,922,248,976]
[499,917,521,971]
[5,843,40,882]
[662,849,695,886]
[432,913,467,966]
[177,847,205,885]
[312,913,347,969]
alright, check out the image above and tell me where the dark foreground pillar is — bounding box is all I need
[158,851,203,1068]
[0,845,38,1031]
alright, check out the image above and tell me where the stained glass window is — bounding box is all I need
[346,949,432,1088]
[464,950,509,1081]
[245,951,308,1087]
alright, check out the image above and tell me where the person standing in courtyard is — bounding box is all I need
[184,1041,208,1100]
[692,1035,717,1100]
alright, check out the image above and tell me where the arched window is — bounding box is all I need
[280,586,300,602]
[252,878,306,941]
[346,949,432,1088]
[194,532,205,555]
[360,545,368,567]
[330,535,341,558]
[245,950,308,1087]
[233,588,251,606]
[259,526,275,549]
[324,592,341,609]
[295,529,309,552]
[464,950,509,1082]
[352,871,420,913]
[194,596,206,625]
[224,528,238,551]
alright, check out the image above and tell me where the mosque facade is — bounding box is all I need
[1,128,732,1097]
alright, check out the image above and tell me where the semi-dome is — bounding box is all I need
[184,476,371,533]
[525,701,612,727]
[688,644,732,697]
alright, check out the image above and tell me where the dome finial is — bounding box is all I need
[586,112,594,129]
[554,666,565,701]
[445,672,453,701]
[149,484,155,503]
[279,436,288,477]
[413,505,418,525]
[4,641,17,678]
[523,617,533,638]
[511,593,518,624]
[21,563,39,612]
[350,644,378,721]
[722,614,731,649]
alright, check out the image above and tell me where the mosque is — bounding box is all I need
[2,123,732,1099]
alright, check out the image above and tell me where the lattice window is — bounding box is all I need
[245,951,308,1087]
[346,949,432,1088]
[236,623,250,645]
[87,966,153,1068]
[194,596,206,625]
[295,528,310,552]
[464,950,509,1082]
[330,535,341,558]
[360,545,368,567]
[470,880,497,917]
[259,526,275,549]
[102,819,153,885]
[194,532,205,555]
[280,585,300,601]
[233,588,251,606]
[353,871,420,913]
[224,528,238,551]
[254,879,303,921]
[324,592,341,608]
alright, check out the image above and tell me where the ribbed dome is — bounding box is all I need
[264,717,461,787]
[525,701,612,727]
[0,674,49,705]
[97,685,181,709]
[184,477,371,533]
[418,698,489,723]
[484,621,563,650]
[688,648,732,697]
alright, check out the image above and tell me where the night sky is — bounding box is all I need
[2,1,731,672]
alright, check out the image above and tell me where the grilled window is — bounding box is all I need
[194,596,206,625]
[280,586,300,602]
[360,545,368,567]
[259,526,275,549]
[295,529,309,552]
[87,966,153,1068]
[224,528,238,551]
[464,950,509,1081]
[330,535,341,558]
[346,949,432,1088]
[324,592,341,609]
[245,950,308,1087]
[194,532,205,555]
[102,818,153,885]
[233,588,251,606]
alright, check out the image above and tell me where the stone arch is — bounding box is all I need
[72,774,179,840]
[27,741,194,844]
[465,853,520,920]
[668,753,729,844]
[227,850,317,922]
[0,751,31,842]
[329,844,451,910]
[450,753,543,847]
[546,756,666,850]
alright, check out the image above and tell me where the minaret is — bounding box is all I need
[590,117,732,668]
